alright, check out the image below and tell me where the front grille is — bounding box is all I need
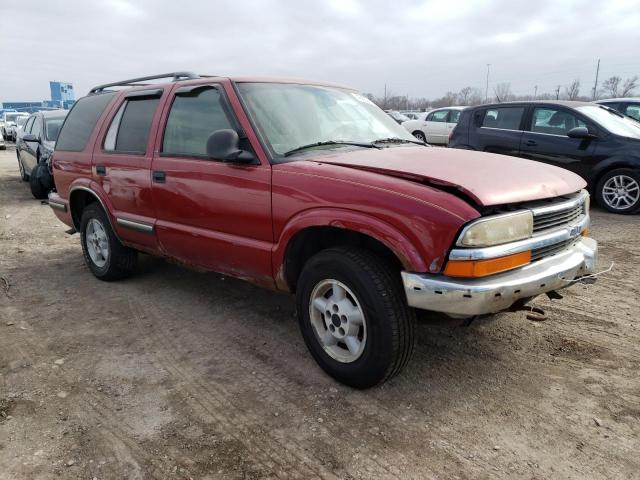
[532,204,584,232]
[531,238,575,262]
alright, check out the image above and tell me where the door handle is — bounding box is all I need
[525,140,537,147]
[96,165,106,176]
[152,170,166,183]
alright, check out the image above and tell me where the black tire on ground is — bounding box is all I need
[412,131,426,143]
[296,247,416,388]
[595,168,640,214]
[29,164,48,199]
[80,203,138,281]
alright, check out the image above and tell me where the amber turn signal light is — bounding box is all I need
[581,228,589,236]
[444,251,532,278]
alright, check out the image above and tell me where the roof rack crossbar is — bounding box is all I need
[89,71,200,94]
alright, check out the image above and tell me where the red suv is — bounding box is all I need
[48,72,598,388]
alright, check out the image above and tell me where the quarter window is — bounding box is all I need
[428,110,449,122]
[56,92,116,152]
[624,104,640,121]
[104,97,159,153]
[531,108,586,135]
[162,87,235,157]
[482,107,524,130]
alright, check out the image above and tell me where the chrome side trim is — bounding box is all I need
[116,217,154,234]
[403,237,598,317]
[449,214,589,260]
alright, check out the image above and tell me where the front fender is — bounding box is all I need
[272,207,429,290]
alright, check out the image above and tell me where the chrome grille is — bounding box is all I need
[533,204,584,233]
[531,238,575,262]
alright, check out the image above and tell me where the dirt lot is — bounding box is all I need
[1,146,639,480]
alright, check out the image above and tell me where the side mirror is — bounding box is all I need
[23,133,40,143]
[567,127,595,139]
[206,129,256,164]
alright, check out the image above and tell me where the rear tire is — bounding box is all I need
[595,168,640,214]
[29,164,48,199]
[80,203,137,281]
[296,247,415,388]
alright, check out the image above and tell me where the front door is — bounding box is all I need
[519,106,597,179]
[150,83,273,285]
[22,115,42,173]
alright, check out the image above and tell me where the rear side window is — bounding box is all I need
[162,87,235,157]
[31,117,42,139]
[428,110,448,122]
[104,97,160,154]
[24,116,35,133]
[449,110,461,123]
[481,107,524,130]
[531,108,586,135]
[56,92,116,152]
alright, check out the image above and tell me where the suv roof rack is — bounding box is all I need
[89,72,201,94]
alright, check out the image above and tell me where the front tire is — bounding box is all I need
[412,130,426,143]
[595,168,640,214]
[80,203,137,281]
[29,164,48,199]
[296,247,415,388]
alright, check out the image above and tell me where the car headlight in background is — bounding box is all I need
[457,211,533,247]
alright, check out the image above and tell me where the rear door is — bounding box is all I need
[519,106,597,179]
[91,88,165,250]
[423,109,449,144]
[150,82,273,284]
[469,106,525,157]
[23,115,42,172]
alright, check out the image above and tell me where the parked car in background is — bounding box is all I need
[5,113,29,141]
[450,101,640,214]
[47,72,597,388]
[385,110,410,124]
[1,111,29,141]
[16,110,68,199]
[402,111,429,121]
[0,131,5,150]
[402,106,466,145]
[596,98,640,122]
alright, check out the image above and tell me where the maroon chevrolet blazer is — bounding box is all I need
[47,72,598,387]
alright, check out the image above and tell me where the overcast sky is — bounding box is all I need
[2,0,639,102]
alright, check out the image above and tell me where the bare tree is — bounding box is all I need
[458,87,473,105]
[601,76,621,98]
[621,76,639,97]
[564,79,580,100]
[493,83,512,103]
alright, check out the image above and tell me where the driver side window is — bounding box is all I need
[162,86,235,158]
[531,108,586,135]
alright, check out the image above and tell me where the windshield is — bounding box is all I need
[577,105,640,139]
[5,113,24,123]
[45,117,66,142]
[237,83,416,157]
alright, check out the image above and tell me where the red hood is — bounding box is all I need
[311,146,586,206]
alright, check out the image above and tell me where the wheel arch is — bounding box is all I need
[273,208,428,292]
[68,185,118,235]
[589,157,640,190]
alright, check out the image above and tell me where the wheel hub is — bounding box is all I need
[602,175,640,210]
[309,279,366,363]
[86,218,110,268]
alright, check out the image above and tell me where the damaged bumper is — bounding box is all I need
[401,237,597,317]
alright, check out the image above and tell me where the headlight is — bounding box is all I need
[457,211,533,247]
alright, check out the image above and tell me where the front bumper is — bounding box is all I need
[402,236,597,317]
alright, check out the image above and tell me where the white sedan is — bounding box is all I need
[402,106,466,145]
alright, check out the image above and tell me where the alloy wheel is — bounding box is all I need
[602,175,640,210]
[86,218,110,268]
[308,279,367,363]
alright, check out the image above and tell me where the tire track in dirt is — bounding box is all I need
[126,298,337,480]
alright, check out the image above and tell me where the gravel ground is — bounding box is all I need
[1,145,639,479]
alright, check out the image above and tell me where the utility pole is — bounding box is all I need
[555,85,561,100]
[592,58,600,100]
[534,85,538,99]
[485,64,491,103]
[383,83,387,109]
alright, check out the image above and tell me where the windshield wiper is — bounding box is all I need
[283,140,381,157]
[373,137,427,146]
